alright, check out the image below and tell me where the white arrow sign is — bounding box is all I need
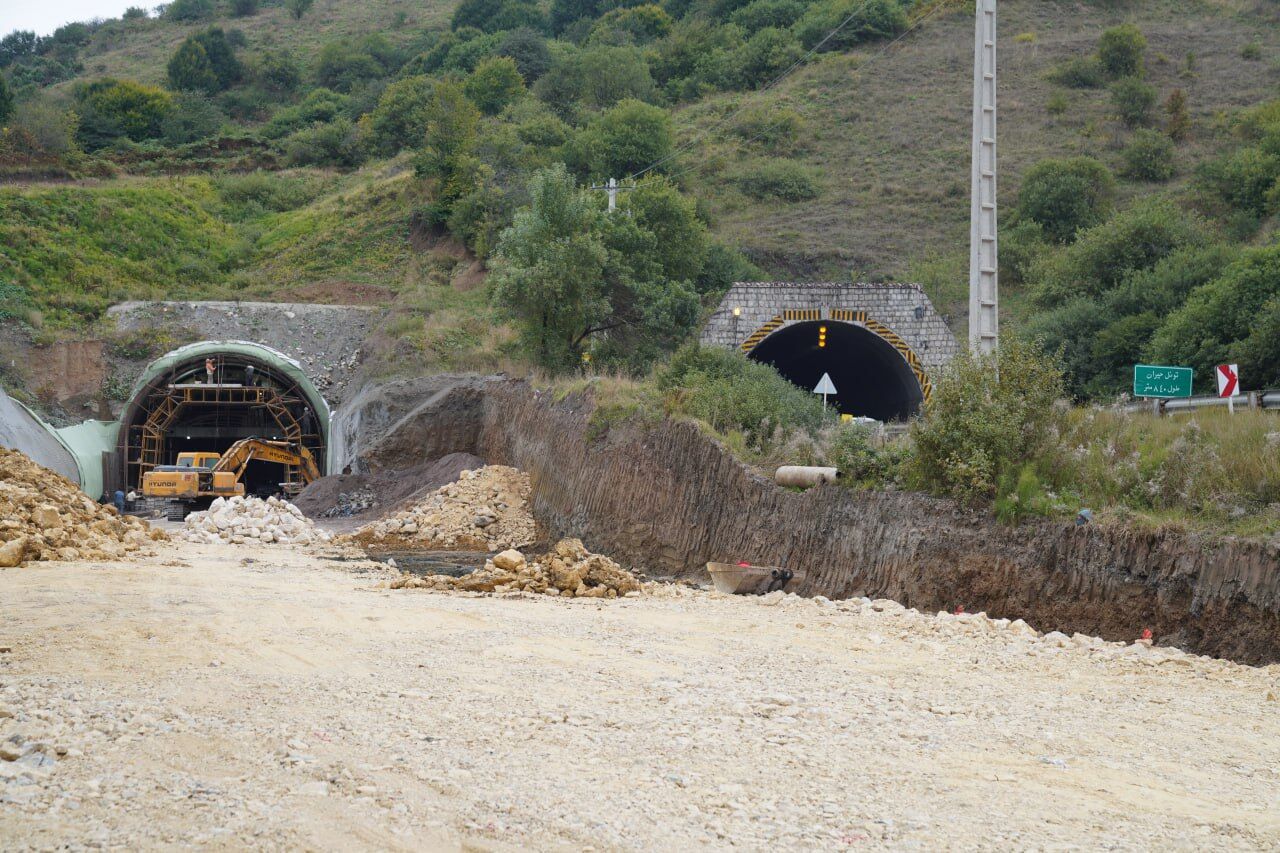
[813,373,837,410]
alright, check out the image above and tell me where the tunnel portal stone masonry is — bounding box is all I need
[701,282,960,415]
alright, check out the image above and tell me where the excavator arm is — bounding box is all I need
[212,438,321,490]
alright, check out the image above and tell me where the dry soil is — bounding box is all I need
[1,542,1278,850]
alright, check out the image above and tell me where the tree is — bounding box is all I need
[1016,157,1116,243]
[573,98,672,180]
[0,31,39,68]
[160,93,225,144]
[1196,147,1280,219]
[286,0,315,20]
[534,45,655,116]
[315,35,398,92]
[256,50,301,93]
[231,0,259,16]
[1165,88,1190,141]
[589,5,674,45]
[497,28,552,82]
[1111,76,1156,127]
[413,81,483,225]
[464,56,525,115]
[733,27,803,89]
[1097,24,1146,79]
[623,177,707,281]
[490,164,609,367]
[167,39,219,93]
[366,75,435,154]
[0,75,13,126]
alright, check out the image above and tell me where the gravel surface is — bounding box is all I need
[1,543,1278,850]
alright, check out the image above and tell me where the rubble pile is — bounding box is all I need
[0,447,166,567]
[177,496,332,545]
[390,538,641,598]
[356,466,536,550]
[319,488,376,518]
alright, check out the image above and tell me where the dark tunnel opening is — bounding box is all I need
[748,321,924,421]
[120,352,327,495]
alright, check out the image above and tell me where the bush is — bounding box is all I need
[590,5,673,45]
[315,35,400,92]
[231,0,258,15]
[168,39,219,93]
[159,93,225,144]
[74,78,172,149]
[1046,56,1104,89]
[534,45,656,116]
[1098,24,1146,79]
[657,345,826,444]
[730,0,804,35]
[452,0,548,34]
[793,0,907,52]
[694,241,763,296]
[1196,147,1280,219]
[286,0,314,20]
[464,56,525,115]
[10,99,79,156]
[0,75,12,126]
[1165,88,1190,141]
[165,0,213,21]
[1046,92,1068,116]
[910,338,1066,504]
[1031,200,1205,306]
[1016,156,1115,243]
[732,106,802,151]
[1111,76,1156,127]
[1241,42,1262,61]
[281,118,365,167]
[262,88,349,138]
[733,27,803,89]
[256,50,301,93]
[737,159,820,201]
[1120,128,1175,181]
[364,75,435,154]
[213,170,327,217]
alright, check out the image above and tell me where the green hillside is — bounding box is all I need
[2,0,1279,393]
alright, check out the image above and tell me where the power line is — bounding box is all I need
[652,1,956,187]
[626,0,959,183]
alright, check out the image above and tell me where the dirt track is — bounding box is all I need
[2,543,1279,850]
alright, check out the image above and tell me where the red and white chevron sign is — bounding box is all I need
[1216,364,1239,398]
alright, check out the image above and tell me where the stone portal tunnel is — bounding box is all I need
[700,283,960,420]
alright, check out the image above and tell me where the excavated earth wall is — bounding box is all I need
[349,378,1280,664]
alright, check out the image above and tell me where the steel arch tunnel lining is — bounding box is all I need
[747,321,924,421]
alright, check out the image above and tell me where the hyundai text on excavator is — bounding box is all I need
[141,437,320,519]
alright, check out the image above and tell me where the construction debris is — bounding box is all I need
[318,487,376,518]
[0,447,165,567]
[177,495,332,545]
[354,466,536,551]
[390,538,641,598]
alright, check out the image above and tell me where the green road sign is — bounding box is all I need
[1133,364,1193,398]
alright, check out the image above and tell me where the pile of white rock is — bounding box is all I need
[178,496,331,546]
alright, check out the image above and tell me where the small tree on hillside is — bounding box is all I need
[1016,156,1116,243]
[1110,76,1156,127]
[0,75,14,126]
[286,0,315,20]
[168,39,219,93]
[165,0,214,21]
[231,0,259,16]
[1165,88,1190,141]
[464,56,525,115]
[1098,23,1146,79]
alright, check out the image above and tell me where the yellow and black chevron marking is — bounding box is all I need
[740,314,784,352]
[862,317,933,403]
[783,308,821,322]
[829,308,866,324]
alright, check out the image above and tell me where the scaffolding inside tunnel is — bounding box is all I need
[118,347,327,495]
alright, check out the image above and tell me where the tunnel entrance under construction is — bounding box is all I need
[117,343,328,495]
[748,320,925,421]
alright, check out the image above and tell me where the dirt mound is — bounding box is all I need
[0,447,166,566]
[177,495,331,545]
[351,465,536,551]
[294,452,485,520]
[390,538,641,598]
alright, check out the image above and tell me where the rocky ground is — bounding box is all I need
[1,542,1279,850]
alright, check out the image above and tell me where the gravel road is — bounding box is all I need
[1,543,1278,850]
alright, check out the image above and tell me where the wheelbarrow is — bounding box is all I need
[706,562,806,595]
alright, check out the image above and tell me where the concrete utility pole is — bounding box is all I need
[589,177,633,212]
[968,0,998,356]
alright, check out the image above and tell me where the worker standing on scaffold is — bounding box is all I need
[205,357,216,385]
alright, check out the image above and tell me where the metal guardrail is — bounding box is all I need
[1115,390,1280,415]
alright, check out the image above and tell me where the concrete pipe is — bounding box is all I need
[774,466,840,488]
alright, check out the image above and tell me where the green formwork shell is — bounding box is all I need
[52,341,332,497]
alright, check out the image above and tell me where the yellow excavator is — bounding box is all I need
[141,438,320,519]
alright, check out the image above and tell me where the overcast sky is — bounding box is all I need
[4,1,145,36]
